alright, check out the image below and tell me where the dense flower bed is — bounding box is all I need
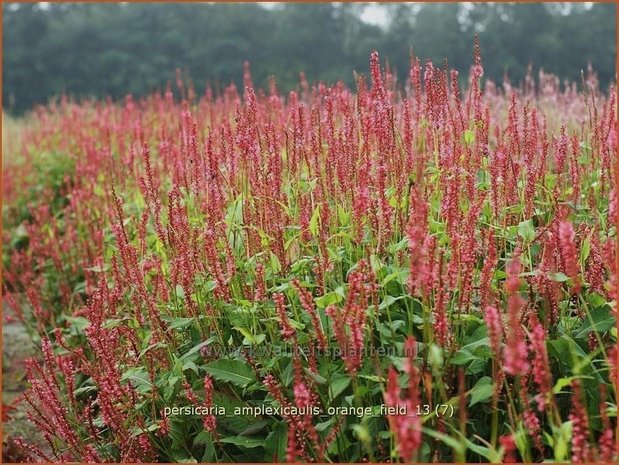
[3,44,616,462]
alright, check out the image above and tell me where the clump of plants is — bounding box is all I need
[3,43,616,462]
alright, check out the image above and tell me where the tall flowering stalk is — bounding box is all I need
[528,315,552,411]
[202,375,217,433]
[384,337,422,462]
[325,259,375,375]
[291,279,327,351]
[503,252,529,376]
[558,219,581,293]
[406,187,430,299]
[569,381,591,463]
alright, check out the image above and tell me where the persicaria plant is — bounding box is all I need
[2,40,616,463]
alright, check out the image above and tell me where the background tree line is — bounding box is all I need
[3,2,616,114]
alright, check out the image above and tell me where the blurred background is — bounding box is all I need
[3,2,616,114]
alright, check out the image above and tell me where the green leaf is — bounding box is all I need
[240,419,270,436]
[548,335,589,374]
[309,204,321,237]
[182,360,200,375]
[219,436,264,449]
[463,437,500,462]
[130,422,159,437]
[548,271,569,282]
[428,343,444,368]
[352,424,371,444]
[257,229,272,247]
[264,422,287,461]
[234,326,266,345]
[574,307,615,338]
[138,341,168,360]
[204,359,257,387]
[175,284,185,300]
[464,128,475,145]
[459,336,491,353]
[316,418,337,432]
[551,375,594,394]
[163,316,195,330]
[451,336,491,370]
[102,318,128,329]
[180,337,217,361]
[381,268,409,287]
[73,281,86,294]
[553,421,572,461]
[121,367,152,393]
[469,376,494,406]
[517,219,535,242]
[379,295,406,310]
[587,292,608,309]
[315,290,344,308]
[451,350,477,366]
[269,251,282,274]
[369,254,383,273]
[195,432,216,462]
[304,368,327,385]
[212,392,259,433]
[388,237,409,254]
[329,374,352,401]
[358,374,385,383]
[84,264,109,273]
[64,316,90,331]
[193,431,212,446]
[337,206,350,227]
[226,194,244,226]
[73,385,97,397]
[422,427,465,455]
[580,235,591,263]
[170,452,197,463]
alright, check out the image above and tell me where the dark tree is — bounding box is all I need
[3,3,616,114]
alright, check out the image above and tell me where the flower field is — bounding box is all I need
[2,45,617,463]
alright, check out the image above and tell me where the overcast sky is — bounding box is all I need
[26,2,597,26]
[251,2,593,27]
[361,3,389,26]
